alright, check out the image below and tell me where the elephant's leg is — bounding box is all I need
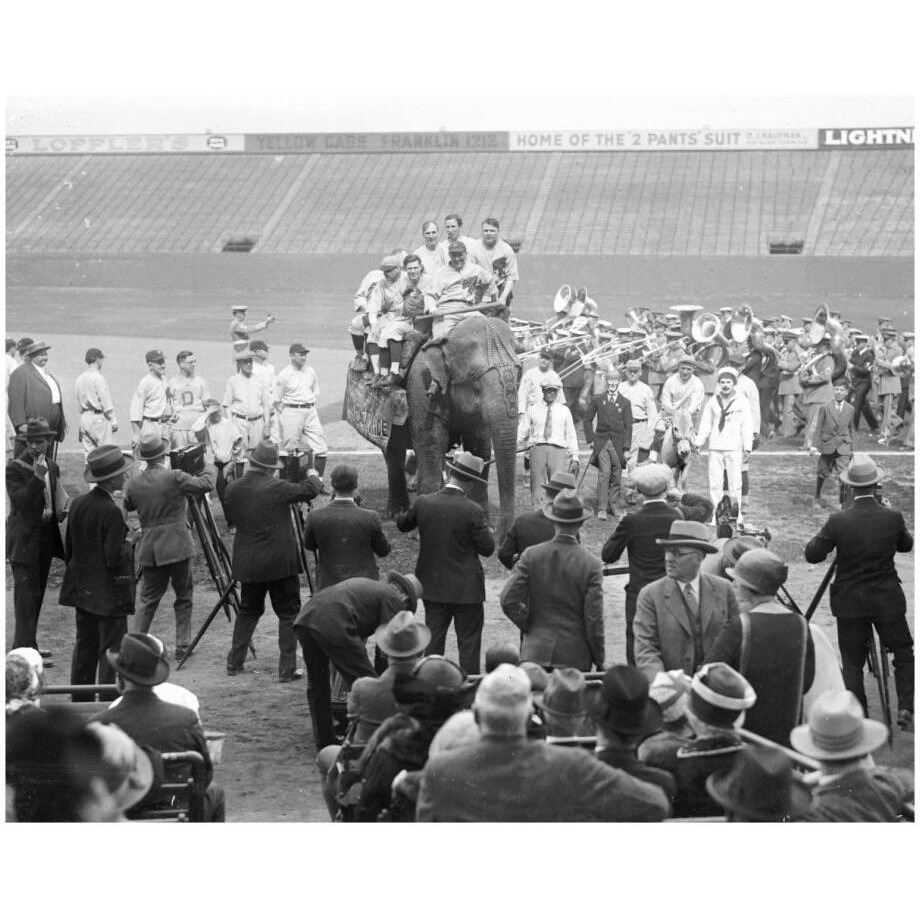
[383,425,410,515]
[459,423,492,510]
[411,410,450,495]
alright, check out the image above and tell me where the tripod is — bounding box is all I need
[282,448,318,596]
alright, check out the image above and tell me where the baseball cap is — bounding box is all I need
[289,342,310,355]
[85,347,105,363]
[249,340,268,352]
[447,241,467,254]
[145,349,166,364]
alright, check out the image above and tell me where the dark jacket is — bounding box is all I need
[813,400,855,457]
[848,344,875,380]
[804,496,913,619]
[303,498,391,589]
[59,487,135,616]
[6,361,67,439]
[601,500,682,594]
[673,734,746,818]
[5,455,66,563]
[293,577,403,643]
[583,390,632,463]
[497,508,555,569]
[224,469,321,583]
[794,767,914,822]
[743,346,780,390]
[396,487,494,604]
[596,745,677,802]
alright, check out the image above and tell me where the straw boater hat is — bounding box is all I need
[445,450,488,484]
[790,690,888,761]
[706,747,812,820]
[373,609,430,659]
[839,453,882,487]
[21,340,51,358]
[106,634,170,687]
[656,520,718,554]
[383,571,423,614]
[84,444,132,483]
[543,489,592,524]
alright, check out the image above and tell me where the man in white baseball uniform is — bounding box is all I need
[275,343,328,480]
[168,350,211,450]
[129,349,172,464]
[74,347,117,460]
[222,350,272,465]
[349,254,406,376]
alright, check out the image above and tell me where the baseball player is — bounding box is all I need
[74,347,117,459]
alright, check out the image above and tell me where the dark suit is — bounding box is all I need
[596,745,677,802]
[6,455,66,649]
[847,345,879,431]
[396,486,494,674]
[601,500,682,664]
[59,487,134,698]
[814,400,855,501]
[743,346,780,435]
[92,689,224,821]
[7,362,66,457]
[224,469,322,677]
[497,508,555,569]
[805,496,914,713]
[499,534,605,670]
[633,573,740,681]
[302,498,391,589]
[293,578,404,750]
[583,390,632,512]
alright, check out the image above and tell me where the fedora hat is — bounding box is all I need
[106,633,170,686]
[840,453,882,487]
[688,662,756,729]
[137,432,170,462]
[544,488,592,524]
[84,444,132,483]
[22,340,51,358]
[541,470,576,496]
[592,665,662,737]
[445,450,488,484]
[790,690,887,761]
[247,439,284,469]
[85,722,156,812]
[706,747,812,820]
[656,519,718,554]
[374,610,430,659]
[15,416,57,441]
[383,571,423,613]
[519,660,549,693]
[719,535,762,571]
[726,548,788,595]
[540,668,588,718]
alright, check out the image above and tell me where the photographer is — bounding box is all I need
[123,434,216,659]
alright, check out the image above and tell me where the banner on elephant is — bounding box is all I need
[341,366,408,451]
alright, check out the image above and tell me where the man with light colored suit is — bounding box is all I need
[633,520,740,681]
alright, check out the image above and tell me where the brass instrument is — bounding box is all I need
[553,284,573,314]
[690,311,730,370]
[729,303,754,343]
[672,304,703,338]
[809,303,830,345]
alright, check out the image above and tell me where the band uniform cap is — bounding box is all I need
[380,254,403,271]
[706,747,812,820]
[676,353,696,366]
[544,488,592,524]
[852,332,869,341]
[656,519,718,553]
[374,609,430,659]
[839,452,881,487]
[247,439,284,469]
[539,347,554,359]
[903,332,915,339]
[144,349,166,364]
[137,433,170,462]
[106,633,171,686]
[84,444,132,482]
[15,416,57,441]
[86,722,156,812]
[632,463,672,496]
[541,470,577,496]
[540,382,561,392]
[384,571,423,614]
[790,690,887,761]
[475,664,532,712]
[22,340,51,358]
[85,347,105,362]
[624,358,643,371]
[234,349,255,362]
[780,328,799,338]
[445,450,488,484]
[540,668,588,718]
[230,304,248,312]
[665,330,684,340]
[592,665,662,737]
[717,366,739,381]
[726,548,788,595]
[447,241,467,254]
[289,342,310,355]
[689,662,756,728]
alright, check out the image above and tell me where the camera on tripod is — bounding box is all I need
[170,443,206,475]
[280,448,312,483]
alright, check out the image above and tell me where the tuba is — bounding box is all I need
[691,311,730,370]
[729,303,754,343]
[553,284,573,314]
[809,303,830,345]
[672,304,704,338]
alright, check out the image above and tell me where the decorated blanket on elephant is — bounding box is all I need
[342,364,408,451]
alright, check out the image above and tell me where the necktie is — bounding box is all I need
[717,396,733,432]
[684,583,698,615]
[543,404,553,442]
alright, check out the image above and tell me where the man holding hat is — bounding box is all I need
[74,347,117,459]
[274,342,328,480]
[60,444,134,697]
[397,451,495,675]
[659,353,705,429]
[7,340,66,460]
[224,440,323,682]
[805,453,914,732]
[222,349,273,462]
[617,358,658,471]
[416,663,670,822]
[602,463,682,665]
[705,548,814,745]
[518,378,579,510]
[583,366,633,520]
[123,433,217,660]
[500,489,605,672]
[633,520,740,681]
[230,304,275,359]
[293,573,423,751]
[6,417,70,653]
[129,349,173,462]
[349,254,406,376]
[92,633,225,821]
[790,690,913,821]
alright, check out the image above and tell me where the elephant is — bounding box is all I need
[382,315,520,539]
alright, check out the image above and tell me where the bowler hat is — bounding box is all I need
[839,452,881,487]
[540,668,588,718]
[632,463,671,496]
[247,439,284,469]
[22,340,50,358]
[374,610,430,659]
[15,416,57,441]
[656,519,718,554]
[726,548,788,595]
[706,747,812,820]
[541,470,576,496]
[384,571,422,613]
[592,665,662,737]
[84,444,132,483]
[543,489,592,524]
[106,633,170,686]
[688,663,756,729]
[790,690,887,761]
[445,450,488,484]
[137,433,170,462]
[413,655,467,689]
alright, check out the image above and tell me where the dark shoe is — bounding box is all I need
[226,665,251,676]
[175,646,192,661]
[42,660,55,669]
[897,709,914,732]
[279,668,305,683]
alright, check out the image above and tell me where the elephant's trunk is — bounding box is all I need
[490,417,518,543]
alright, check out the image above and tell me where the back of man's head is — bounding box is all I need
[330,464,358,494]
[473,664,532,738]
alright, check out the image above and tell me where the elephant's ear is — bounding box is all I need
[442,316,517,384]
